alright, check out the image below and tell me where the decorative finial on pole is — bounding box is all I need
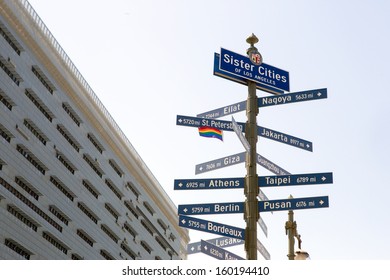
[246,33,262,65]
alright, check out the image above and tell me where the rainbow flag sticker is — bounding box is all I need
[198,126,223,141]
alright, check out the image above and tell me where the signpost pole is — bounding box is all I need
[244,34,260,260]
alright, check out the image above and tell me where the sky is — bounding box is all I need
[27,0,390,260]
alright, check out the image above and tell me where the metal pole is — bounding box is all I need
[286,210,296,260]
[244,34,260,260]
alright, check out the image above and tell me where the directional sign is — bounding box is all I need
[197,100,246,119]
[176,114,244,132]
[259,172,333,188]
[257,239,271,260]
[195,152,246,175]
[258,196,329,213]
[257,154,291,175]
[179,215,245,240]
[187,237,244,255]
[220,48,290,92]
[201,240,244,260]
[232,116,250,152]
[178,202,244,216]
[258,88,327,108]
[174,177,244,190]
[258,126,312,152]
[213,53,284,95]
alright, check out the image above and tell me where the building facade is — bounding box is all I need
[0,0,189,260]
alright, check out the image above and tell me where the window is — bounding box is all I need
[143,202,155,216]
[4,239,31,260]
[42,231,68,255]
[83,154,103,178]
[7,205,39,232]
[31,66,55,94]
[157,219,168,233]
[24,119,48,145]
[50,176,75,202]
[123,222,137,239]
[57,124,81,152]
[155,236,168,251]
[140,241,152,254]
[105,179,122,200]
[101,224,119,243]
[126,182,139,199]
[120,243,136,260]
[104,203,119,221]
[82,179,99,199]
[16,145,47,175]
[0,123,13,143]
[49,205,70,226]
[0,56,21,85]
[124,201,138,219]
[62,103,82,126]
[141,219,154,236]
[87,133,104,154]
[0,89,14,110]
[77,202,99,224]
[56,152,76,175]
[108,159,123,177]
[71,253,83,260]
[77,229,94,247]
[100,250,115,260]
[15,176,40,201]
[0,23,22,55]
[25,89,54,122]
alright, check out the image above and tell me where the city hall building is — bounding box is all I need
[0,0,189,260]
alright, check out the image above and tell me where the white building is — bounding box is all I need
[0,0,189,260]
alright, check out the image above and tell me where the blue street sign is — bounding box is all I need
[179,215,245,240]
[197,99,247,119]
[176,114,244,132]
[257,154,291,175]
[258,88,327,108]
[258,196,329,213]
[201,240,244,260]
[213,53,284,95]
[257,239,271,260]
[178,202,244,215]
[219,48,290,92]
[174,177,244,190]
[259,172,333,187]
[195,152,246,175]
[187,237,244,255]
[258,126,313,152]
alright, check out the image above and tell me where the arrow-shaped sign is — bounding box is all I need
[178,202,244,215]
[259,196,329,213]
[179,215,245,240]
[258,88,327,108]
[259,172,333,187]
[187,237,244,255]
[195,152,246,175]
[197,100,247,119]
[201,240,244,260]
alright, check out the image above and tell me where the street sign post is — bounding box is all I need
[195,152,246,175]
[258,196,329,213]
[219,48,290,92]
[178,202,244,216]
[179,215,245,240]
[201,240,244,260]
